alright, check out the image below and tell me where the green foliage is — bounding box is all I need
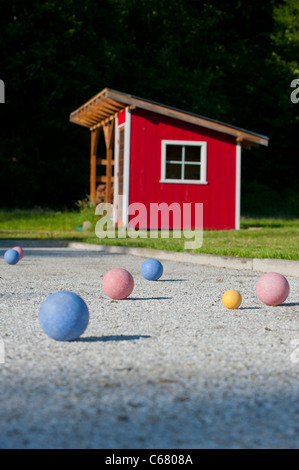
[0,0,298,214]
[272,0,299,61]
[241,182,299,218]
[75,195,100,227]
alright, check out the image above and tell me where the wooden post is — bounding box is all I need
[90,128,100,202]
[103,120,115,204]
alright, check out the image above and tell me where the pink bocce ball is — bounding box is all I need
[102,268,134,300]
[256,272,289,306]
[12,246,24,260]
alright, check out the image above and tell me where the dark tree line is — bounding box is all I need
[0,0,298,215]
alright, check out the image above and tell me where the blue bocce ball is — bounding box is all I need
[38,291,89,341]
[4,249,20,265]
[141,258,163,281]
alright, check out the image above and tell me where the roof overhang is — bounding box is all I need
[70,88,269,148]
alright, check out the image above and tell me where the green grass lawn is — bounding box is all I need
[0,208,298,261]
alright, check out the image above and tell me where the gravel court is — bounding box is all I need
[0,245,299,449]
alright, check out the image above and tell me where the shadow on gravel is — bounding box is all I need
[125,297,172,301]
[76,334,151,342]
[238,306,263,310]
[278,302,299,307]
[238,303,299,309]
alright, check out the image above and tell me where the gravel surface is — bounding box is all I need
[0,244,299,449]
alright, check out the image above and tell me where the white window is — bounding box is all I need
[161,140,207,184]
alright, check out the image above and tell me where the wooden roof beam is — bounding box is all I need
[72,88,109,114]
[89,114,115,131]
[101,96,125,112]
[88,105,111,120]
[70,88,269,146]
[104,89,268,147]
[70,117,90,128]
[78,115,98,126]
[236,136,259,149]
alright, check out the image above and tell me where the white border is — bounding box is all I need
[123,108,131,228]
[113,116,119,224]
[160,140,207,184]
[235,142,241,230]
[113,108,131,227]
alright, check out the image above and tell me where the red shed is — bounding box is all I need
[70,88,268,230]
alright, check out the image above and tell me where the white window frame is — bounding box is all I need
[160,140,207,184]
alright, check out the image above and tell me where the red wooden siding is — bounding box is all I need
[128,108,237,230]
[117,108,126,126]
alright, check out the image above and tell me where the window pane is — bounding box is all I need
[185,146,202,162]
[184,164,201,180]
[166,163,182,179]
[166,145,182,161]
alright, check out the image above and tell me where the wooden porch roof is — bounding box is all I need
[70,88,269,148]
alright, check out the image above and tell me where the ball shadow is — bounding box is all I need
[76,334,151,342]
[277,302,299,307]
[126,296,172,301]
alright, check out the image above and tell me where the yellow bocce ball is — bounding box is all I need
[222,289,242,309]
